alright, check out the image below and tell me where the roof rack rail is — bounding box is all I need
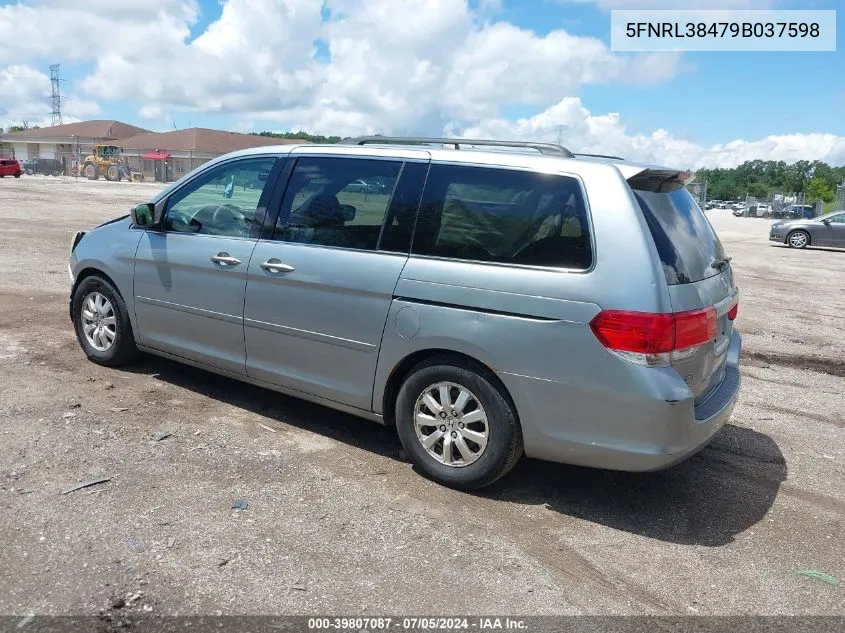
[573,152,625,160]
[341,136,575,158]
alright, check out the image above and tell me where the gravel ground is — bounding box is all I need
[0,176,842,617]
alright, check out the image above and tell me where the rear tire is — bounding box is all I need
[395,357,523,489]
[72,275,138,367]
[14,172,21,178]
[787,230,809,249]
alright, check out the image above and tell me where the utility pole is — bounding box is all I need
[50,64,63,126]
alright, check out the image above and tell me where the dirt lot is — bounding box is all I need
[0,176,843,617]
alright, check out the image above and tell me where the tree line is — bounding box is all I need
[695,160,844,203]
[252,130,344,144]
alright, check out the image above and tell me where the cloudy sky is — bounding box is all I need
[0,0,843,167]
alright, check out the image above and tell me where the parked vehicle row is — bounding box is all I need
[705,200,745,212]
[708,198,816,220]
[68,137,740,489]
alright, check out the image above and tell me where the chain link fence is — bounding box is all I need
[836,180,845,211]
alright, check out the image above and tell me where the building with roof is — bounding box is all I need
[0,121,307,181]
[0,120,151,173]
[113,128,301,182]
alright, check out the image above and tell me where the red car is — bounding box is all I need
[0,157,22,178]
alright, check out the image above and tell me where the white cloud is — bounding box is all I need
[456,97,845,168]
[0,65,50,127]
[0,0,682,134]
[0,0,841,167]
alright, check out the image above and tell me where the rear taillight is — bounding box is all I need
[590,307,717,367]
[727,302,738,320]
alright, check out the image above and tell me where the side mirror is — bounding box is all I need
[131,203,155,227]
[340,204,356,222]
[822,218,831,225]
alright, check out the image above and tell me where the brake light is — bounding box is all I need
[727,302,738,320]
[590,307,717,366]
[675,307,718,349]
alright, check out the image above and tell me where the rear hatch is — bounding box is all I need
[628,169,738,406]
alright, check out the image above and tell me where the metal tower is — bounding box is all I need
[50,64,63,126]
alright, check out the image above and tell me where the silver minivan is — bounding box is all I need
[68,137,741,489]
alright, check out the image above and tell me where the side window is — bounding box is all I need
[164,157,277,238]
[275,157,401,251]
[411,164,592,269]
[379,161,428,253]
[829,214,845,224]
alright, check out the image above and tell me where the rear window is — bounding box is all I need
[412,164,592,269]
[633,181,726,285]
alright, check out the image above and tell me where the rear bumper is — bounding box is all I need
[501,332,742,472]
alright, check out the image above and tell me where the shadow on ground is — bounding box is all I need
[481,423,787,546]
[125,356,786,547]
[123,355,405,460]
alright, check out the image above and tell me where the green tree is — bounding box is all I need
[747,181,768,198]
[252,130,342,144]
[805,176,834,203]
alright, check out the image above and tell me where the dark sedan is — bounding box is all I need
[769,210,845,249]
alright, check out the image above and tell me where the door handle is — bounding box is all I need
[210,252,242,266]
[260,259,295,273]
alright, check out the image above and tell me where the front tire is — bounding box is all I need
[84,163,98,180]
[787,230,809,249]
[395,357,523,489]
[72,275,137,366]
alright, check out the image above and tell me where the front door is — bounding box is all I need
[815,212,845,247]
[133,156,279,374]
[243,154,429,410]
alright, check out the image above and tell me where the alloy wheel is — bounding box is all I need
[81,292,117,352]
[413,381,489,467]
[789,232,807,248]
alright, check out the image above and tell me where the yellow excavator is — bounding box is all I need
[78,145,143,182]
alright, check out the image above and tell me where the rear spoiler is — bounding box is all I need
[617,166,695,193]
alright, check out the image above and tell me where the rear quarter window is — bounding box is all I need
[632,182,726,285]
[412,164,592,270]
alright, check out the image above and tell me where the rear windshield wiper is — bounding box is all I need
[711,257,733,269]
